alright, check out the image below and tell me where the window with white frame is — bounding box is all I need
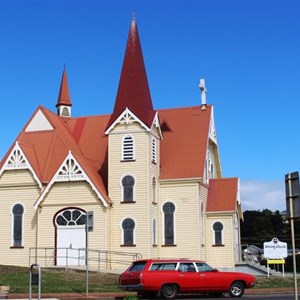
[122,175,135,202]
[152,177,156,203]
[153,218,157,245]
[122,135,134,160]
[163,202,175,245]
[213,221,224,245]
[122,218,135,245]
[12,204,24,247]
[151,137,157,163]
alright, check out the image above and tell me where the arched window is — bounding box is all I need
[122,218,135,245]
[152,177,156,203]
[163,202,175,245]
[213,221,224,245]
[55,208,86,226]
[122,175,135,202]
[12,204,24,247]
[122,135,134,160]
[151,137,157,163]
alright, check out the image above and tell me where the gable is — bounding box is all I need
[25,109,53,132]
[34,151,108,209]
[105,108,151,134]
[0,142,42,188]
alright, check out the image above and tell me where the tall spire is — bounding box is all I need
[108,19,154,128]
[56,67,72,117]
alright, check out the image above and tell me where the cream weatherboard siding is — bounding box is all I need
[158,181,201,259]
[198,183,209,261]
[0,170,40,267]
[205,214,235,270]
[36,181,108,269]
[109,126,154,258]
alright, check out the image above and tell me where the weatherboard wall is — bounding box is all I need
[0,170,40,267]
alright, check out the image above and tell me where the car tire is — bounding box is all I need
[229,281,244,298]
[161,284,178,299]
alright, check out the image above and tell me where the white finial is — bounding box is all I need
[199,78,207,108]
[132,11,136,21]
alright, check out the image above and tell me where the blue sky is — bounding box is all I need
[0,0,299,211]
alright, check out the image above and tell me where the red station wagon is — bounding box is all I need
[119,259,255,298]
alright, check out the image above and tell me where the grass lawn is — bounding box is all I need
[0,265,299,294]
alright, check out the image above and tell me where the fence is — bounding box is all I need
[29,247,142,272]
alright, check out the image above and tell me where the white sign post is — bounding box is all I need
[263,237,287,277]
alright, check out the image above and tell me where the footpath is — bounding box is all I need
[7,288,295,299]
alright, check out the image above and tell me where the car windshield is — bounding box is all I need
[196,262,215,272]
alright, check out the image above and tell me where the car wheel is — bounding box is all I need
[229,281,244,298]
[161,284,178,299]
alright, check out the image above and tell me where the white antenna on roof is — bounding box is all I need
[199,78,207,110]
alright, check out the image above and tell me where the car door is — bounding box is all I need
[196,262,223,291]
[177,262,200,292]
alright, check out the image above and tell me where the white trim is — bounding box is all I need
[151,112,163,139]
[105,108,151,134]
[34,151,108,209]
[0,142,42,188]
[152,218,157,245]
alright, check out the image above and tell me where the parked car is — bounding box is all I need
[119,258,255,298]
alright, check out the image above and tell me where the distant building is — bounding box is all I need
[0,19,243,270]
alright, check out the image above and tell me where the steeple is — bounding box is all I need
[107,19,154,129]
[56,67,72,117]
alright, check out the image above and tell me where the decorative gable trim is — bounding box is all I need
[151,112,163,139]
[209,107,217,144]
[0,142,42,188]
[34,151,108,209]
[25,109,53,132]
[105,108,150,135]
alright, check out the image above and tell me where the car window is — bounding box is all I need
[178,262,196,272]
[150,263,177,270]
[196,262,214,272]
[129,261,147,271]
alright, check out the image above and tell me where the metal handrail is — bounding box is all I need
[29,247,142,271]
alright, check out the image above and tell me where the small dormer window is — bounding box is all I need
[151,137,157,164]
[122,135,134,161]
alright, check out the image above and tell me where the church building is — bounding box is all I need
[0,19,243,271]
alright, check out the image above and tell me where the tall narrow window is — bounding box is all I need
[151,137,157,163]
[152,177,156,203]
[122,218,135,245]
[153,218,157,245]
[12,204,24,247]
[163,202,175,245]
[122,135,134,160]
[213,221,224,245]
[122,175,135,202]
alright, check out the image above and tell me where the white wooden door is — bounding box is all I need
[55,208,86,266]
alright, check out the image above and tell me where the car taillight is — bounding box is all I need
[139,272,143,283]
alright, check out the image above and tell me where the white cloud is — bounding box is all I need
[240,180,286,212]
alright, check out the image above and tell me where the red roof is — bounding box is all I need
[56,68,72,107]
[206,178,239,212]
[107,19,154,129]
[159,106,211,179]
